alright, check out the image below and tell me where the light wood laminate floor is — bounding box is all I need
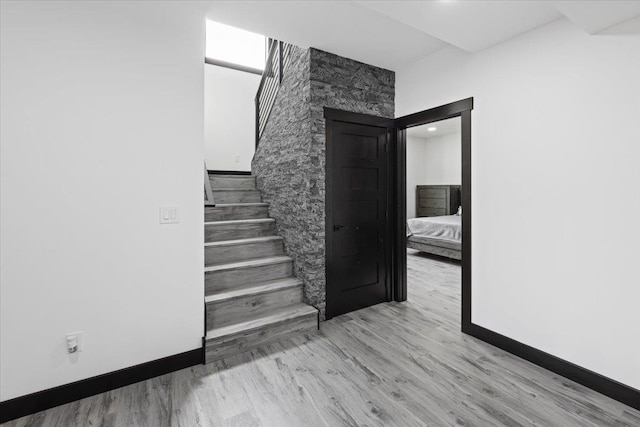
[5,250,639,426]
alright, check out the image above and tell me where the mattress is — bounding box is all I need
[407,215,462,243]
[408,235,461,251]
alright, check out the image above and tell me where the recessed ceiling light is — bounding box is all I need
[427,127,437,131]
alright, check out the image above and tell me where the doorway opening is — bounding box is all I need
[393,98,473,332]
[404,117,462,330]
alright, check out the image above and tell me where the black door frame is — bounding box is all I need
[393,98,474,332]
[324,108,395,319]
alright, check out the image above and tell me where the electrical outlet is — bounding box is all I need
[159,206,179,224]
[66,331,83,354]
[234,155,240,163]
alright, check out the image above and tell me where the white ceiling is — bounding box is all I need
[356,1,563,53]
[205,1,640,71]
[550,1,640,34]
[407,117,461,140]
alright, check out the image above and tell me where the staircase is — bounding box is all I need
[204,174,319,362]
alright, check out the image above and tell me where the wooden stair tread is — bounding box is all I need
[205,203,270,222]
[206,303,317,339]
[206,202,268,208]
[211,188,260,192]
[204,256,291,273]
[205,277,302,304]
[204,218,274,226]
[204,236,282,248]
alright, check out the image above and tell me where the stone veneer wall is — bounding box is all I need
[252,47,394,319]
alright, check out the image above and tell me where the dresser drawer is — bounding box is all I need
[419,188,447,199]
[419,197,446,209]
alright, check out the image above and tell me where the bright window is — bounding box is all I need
[205,20,266,71]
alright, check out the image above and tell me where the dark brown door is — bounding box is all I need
[326,116,391,319]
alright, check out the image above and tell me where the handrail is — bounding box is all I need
[255,39,293,148]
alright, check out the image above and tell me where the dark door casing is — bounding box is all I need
[326,113,392,319]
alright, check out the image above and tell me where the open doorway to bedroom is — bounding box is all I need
[406,117,462,258]
[405,116,462,326]
[393,98,472,333]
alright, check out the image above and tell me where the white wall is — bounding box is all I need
[397,17,640,389]
[406,132,461,219]
[406,136,428,219]
[424,133,461,186]
[0,1,206,401]
[204,65,260,171]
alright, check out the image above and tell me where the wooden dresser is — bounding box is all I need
[416,185,461,217]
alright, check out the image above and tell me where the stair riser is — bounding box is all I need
[205,205,269,222]
[211,191,261,204]
[205,222,275,243]
[205,312,317,362]
[209,176,256,190]
[205,240,284,266]
[206,286,303,329]
[205,261,292,294]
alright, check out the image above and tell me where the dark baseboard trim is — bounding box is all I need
[0,348,203,423]
[207,170,252,176]
[468,323,640,412]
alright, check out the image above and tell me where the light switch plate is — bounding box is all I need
[159,206,179,224]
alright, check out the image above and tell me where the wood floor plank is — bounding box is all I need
[4,249,639,426]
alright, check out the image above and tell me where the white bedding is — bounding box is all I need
[407,215,461,242]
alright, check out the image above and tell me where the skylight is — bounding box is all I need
[205,21,266,71]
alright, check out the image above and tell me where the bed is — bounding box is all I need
[407,215,462,260]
